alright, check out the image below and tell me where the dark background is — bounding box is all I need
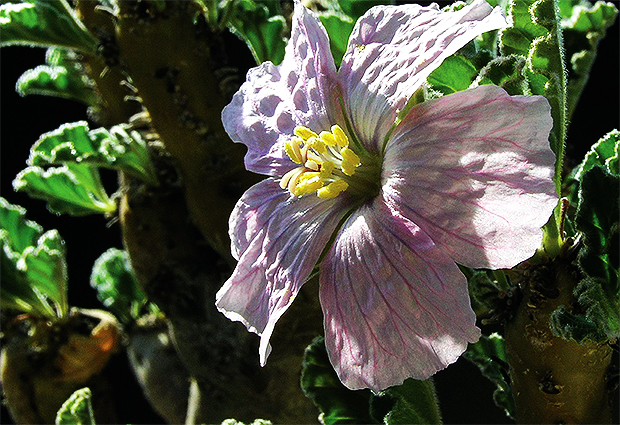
[1,6,618,425]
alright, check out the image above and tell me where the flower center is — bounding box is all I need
[280,124,380,200]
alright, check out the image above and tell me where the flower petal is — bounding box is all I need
[383,85,558,269]
[339,0,506,151]
[320,199,480,391]
[222,2,341,176]
[217,178,350,365]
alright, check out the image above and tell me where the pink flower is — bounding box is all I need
[217,0,558,391]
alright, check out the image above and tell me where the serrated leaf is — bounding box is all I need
[29,121,158,185]
[575,129,620,179]
[566,130,620,209]
[227,0,286,65]
[13,165,116,216]
[549,303,605,342]
[553,164,620,342]
[16,47,97,105]
[463,333,515,418]
[301,337,441,425]
[576,165,619,293]
[501,0,567,193]
[0,198,68,319]
[372,378,441,425]
[55,387,96,425]
[474,54,530,95]
[90,248,150,324]
[0,196,43,254]
[301,337,377,425]
[0,0,97,53]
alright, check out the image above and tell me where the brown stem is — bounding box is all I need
[74,0,142,127]
[115,1,260,261]
[119,164,322,423]
[505,253,614,424]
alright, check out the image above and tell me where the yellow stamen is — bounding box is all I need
[294,126,318,140]
[305,159,320,171]
[311,137,327,154]
[282,124,361,199]
[319,160,335,179]
[317,180,349,199]
[319,131,337,147]
[280,167,304,190]
[332,125,349,148]
[340,148,361,176]
[285,138,303,164]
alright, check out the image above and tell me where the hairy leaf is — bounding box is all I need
[55,387,95,425]
[575,129,619,179]
[13,165,116,216]
[0,197,68,319]
[501,0,567,192]
[463,333,515,418]
[227,0,286,64]
[575,166,619,338]
[371,378,441,425]
[90,248,151,324]
[474,55,530,95]
[301,337,442,424]
[301,337,377,424]
[29,121,158,185]
[16,47,97,105]
[560,1,618,120]
[0,0,97,53]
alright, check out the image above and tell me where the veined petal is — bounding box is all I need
[383,85,558,269]
[222,2,341,176]
[339,0,506,152]
[218,179,350,365]
[320,200,479,391]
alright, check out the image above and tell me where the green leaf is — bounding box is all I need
[55,387,96,425]
[0,197,68,320]
[566,129,619,207]
[427,55,479,95]
[319,13,354,66]
[301,337,442,424]
[29,121,158,185]
[574,166,619,337]
[221,420,272,425]
[90,248,151,324]
[474,54,530,95]
[16,47,98,105]
[227,0,286,65]
[501,0,568,193]
[0,196,43,254]
[575,129,620,179]
[301,337,377,424]
[13,165,116,216]
[463,333,515,418]
[372,378,441,425]
[552,133,619,342]
[549,303,605,342]
[0,0,98,53]
[560,1,618,118]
